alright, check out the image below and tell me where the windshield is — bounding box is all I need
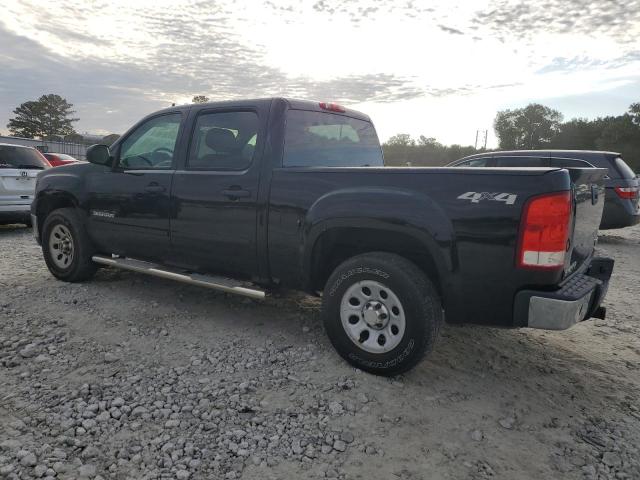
[0,145,48,169]
[283,110,384,167]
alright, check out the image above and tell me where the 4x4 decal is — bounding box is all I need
[457,191,517,205]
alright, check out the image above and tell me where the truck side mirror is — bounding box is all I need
[86,144,112,166]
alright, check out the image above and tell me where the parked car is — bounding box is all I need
[43,152,80,167]
[31,99,613,375]
[0,143,49,226]
[447,150,639,229]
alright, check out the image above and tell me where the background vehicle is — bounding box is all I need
[31,99,613,375]
[448,150,639,229]
[43,152,80,167]
[0,143,49,225]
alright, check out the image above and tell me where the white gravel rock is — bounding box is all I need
[1,225,639,480]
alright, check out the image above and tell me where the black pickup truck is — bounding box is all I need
[31,98,614,375]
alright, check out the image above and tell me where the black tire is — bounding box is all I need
[322,252,442,376]
[41,208,98,282]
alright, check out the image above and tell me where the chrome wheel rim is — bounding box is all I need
[339,280,406,354]
[49,224,74,269]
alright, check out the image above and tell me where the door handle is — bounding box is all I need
[222,188,251,199]
[145,183,165,193]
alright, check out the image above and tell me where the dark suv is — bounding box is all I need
[448,150,639,229]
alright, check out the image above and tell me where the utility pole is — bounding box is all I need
[475,129,488,150]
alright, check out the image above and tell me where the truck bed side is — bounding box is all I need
[267,166,606,327]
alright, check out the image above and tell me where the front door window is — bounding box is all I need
[119,114,182,169]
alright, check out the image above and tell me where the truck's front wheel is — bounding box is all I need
[322,252,442,376]
[42,208,98,282]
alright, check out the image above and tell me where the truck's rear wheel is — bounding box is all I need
[322,252,442,376]
[42,208,98,282]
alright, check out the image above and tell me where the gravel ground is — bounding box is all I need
[1,223,639,480]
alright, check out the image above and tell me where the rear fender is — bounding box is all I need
[302,187,455,292]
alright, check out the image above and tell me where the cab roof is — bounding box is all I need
[153,97,371,122]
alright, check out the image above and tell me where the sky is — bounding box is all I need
[1,0,639,147]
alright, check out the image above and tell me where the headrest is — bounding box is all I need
[205,128,236,152]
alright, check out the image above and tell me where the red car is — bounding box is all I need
[43,153,79,167]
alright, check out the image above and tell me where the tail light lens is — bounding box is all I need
[517,191,572,269]
[319,102,346,113]
[37,151,52,167]
[614,186,638,199]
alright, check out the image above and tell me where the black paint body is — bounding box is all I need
[32,98,608,327]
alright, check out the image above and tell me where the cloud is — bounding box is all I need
[473,0,640,44]
[1,0,639,139]
[438,25,464,35]
[0,21,434,135]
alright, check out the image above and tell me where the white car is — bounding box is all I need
[0,143,49,226]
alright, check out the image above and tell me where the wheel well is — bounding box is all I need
[310,227,442,296]
[36,195,77,240]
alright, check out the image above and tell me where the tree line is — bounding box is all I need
[494,102,640,171]
[6,94,640,171]
[5,94,118,145]
[382,134,479,167]
[383,101,640,171]
[4,95,212,145]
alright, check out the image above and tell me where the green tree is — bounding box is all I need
[385,133,415,146]
[629,102,640,126]
[542,101,640,172]
[382,134,479,166]
[550,119,599,150]
[7,94,78,139]
[594,114,640,171]
[494,103,563,149]
[192,95,210,104]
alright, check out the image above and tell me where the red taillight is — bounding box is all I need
[517,191,572,269]
[37,151,52,167]
[614,186,638,199]
[319,102,345,113]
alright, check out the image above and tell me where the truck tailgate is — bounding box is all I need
[566,168,607,276]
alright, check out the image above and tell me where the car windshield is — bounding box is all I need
[0,145,48,169]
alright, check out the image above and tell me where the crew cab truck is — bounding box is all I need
[31,98,614,375]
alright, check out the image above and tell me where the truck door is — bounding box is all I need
[169,108,264,279]
[85,112,183,260]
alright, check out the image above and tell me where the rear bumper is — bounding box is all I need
[600,195,640,229]
[0,203,31,223]
[514,257,614,330]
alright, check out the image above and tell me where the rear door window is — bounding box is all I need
[187,111,259,171]
[457,158,490,167]
[0,146,48,169]
[614,157,637,179]
[549,158,593,168]
[494,156,547,167]
[283,110,383,167]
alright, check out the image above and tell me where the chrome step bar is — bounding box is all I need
[91,255,266,300]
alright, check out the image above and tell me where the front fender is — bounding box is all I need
[32,163,97,213]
